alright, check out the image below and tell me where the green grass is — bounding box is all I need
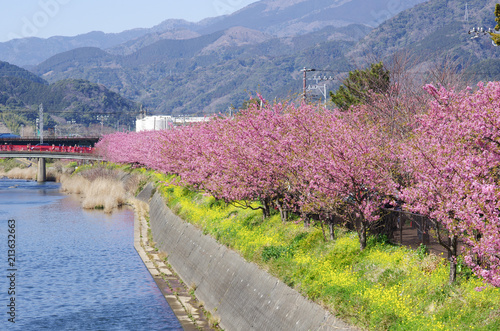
[0,158,26,172]
[149,171,500,330]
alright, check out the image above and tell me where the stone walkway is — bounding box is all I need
[133,201,213,330]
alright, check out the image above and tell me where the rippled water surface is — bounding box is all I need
[0,178,182,330]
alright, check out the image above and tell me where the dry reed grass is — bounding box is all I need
[59,166,144,213]
[79,166,117,181]
[124,173,145,194]
[1,163,60,182]
[6,167,37,180]
[81,178,126,213]
[2,163,139,214]
[60,174,91,194]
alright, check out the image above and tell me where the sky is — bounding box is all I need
[0,0,260,42]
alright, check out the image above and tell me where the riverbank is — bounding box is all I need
[0,160,213,330]
[0,160,139,213]
[148,172,500,331]
[0,158,61,181]
[0,177,183,330]
[133,193,212,330]
[64,165,215,329]
[147,185,354,331]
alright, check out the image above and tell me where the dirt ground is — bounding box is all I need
[391,222,454,257]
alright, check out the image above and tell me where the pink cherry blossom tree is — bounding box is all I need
[402,82,500,285]
[95,83,500,287]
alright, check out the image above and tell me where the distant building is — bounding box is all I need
[136,116,170,132]
[135,115,209,132]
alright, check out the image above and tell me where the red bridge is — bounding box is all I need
[0,136,100,147]
[0,143,102,183]
[0,144,94,154]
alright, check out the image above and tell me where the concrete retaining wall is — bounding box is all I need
[148,192,354,331]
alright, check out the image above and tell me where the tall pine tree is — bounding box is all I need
[489,4,500,46]
[330,62,390,110]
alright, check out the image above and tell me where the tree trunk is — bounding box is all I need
[435,222,459,284]
[260,198,271,219]
[328,216,335,241]
[319,217,327,242]
[357,218,367,251]
[448,235,458,284]
[302,212,310,228]
[278,204,288,224]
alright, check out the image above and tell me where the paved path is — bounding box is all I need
[393,224,452,257]
[133,199,213,330]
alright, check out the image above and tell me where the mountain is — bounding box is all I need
[196,27,272,55]
[0,61,47,85]
[465,58,500,81]
[105,0,428,55]
[0,0,426,67]
[107,29,202,56]
[32,24,369,114]
[0,29,151,67]
[6,0,457,117]
[348,0,500,74]
[0,62,139,134]
[196,0,428,36]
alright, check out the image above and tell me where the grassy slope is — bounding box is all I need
[147,172,500,331]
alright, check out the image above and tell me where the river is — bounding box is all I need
[0,178,182,330]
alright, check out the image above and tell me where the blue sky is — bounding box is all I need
[1,0,259,42]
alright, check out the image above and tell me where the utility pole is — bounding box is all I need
[39,103,44,144]
[306,74,335,105]
[308,84,328,105]
[97,115,108,135]
[302,67,316,101]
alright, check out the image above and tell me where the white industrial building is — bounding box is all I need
[135,115,209,132]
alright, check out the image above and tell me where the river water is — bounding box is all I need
[0,178,182,330]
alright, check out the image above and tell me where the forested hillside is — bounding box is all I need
[0,60,47,85]
[0,72,138,134]
[350,0,500,79]
[29,0,500,115]
[5,0,500,117]
[33,24,368,114]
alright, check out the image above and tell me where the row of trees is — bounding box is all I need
[97,80,499,287]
